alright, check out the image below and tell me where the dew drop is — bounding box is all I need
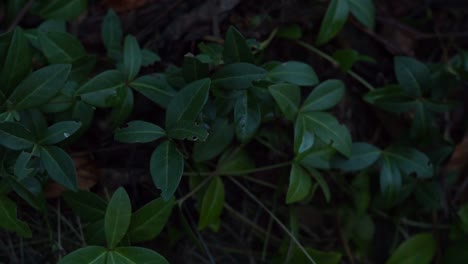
[63,133,70,138]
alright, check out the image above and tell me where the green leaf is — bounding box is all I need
[150,141,184,200]
[294,115,315,154]
[276,24,303,40]
[63,190,107,222]
[234,91,261,143]
[102,9,122,58]
[299,145,335,169]
[304,166,331,202]
[0,122,35,150]
[183,56,209,83]
[40,146,78,191]
[380,155,402,194]
[268,61,319,86]
[364,85,416,112]
[105,187,132,248]
[348,0,375,29]
[128,197,174,243]
[76,70,125,107]
[108,247,169,264]
[223,26,254,64]
[69,54,97,83]
[193,119,234,162]
[35,0,87,20]
[19,109,48,138]
[218,149,255,173]
[384,146,433,178]
[299,111,352,157]
[8,176,45,211]
[333,142,381,171]
[84,220,106,246]
[141,49,161,66]
[394,56,431,97]
[386,233,436,264]
[39,121,82,145]
[14,151,35,179]
[0,196,32,237]
[123,35,142,81]
[167,123,209,141]
[111,87,134,128]
[212,63,267,90]
[8,64,71,110]
[165,78,211,128]
[0,27,32,96]
[38,31,86,63]
[199,176,225,230]
[58,246,107,264]
[268,83,301,121]
[301,79,345,111]
[114,120,165,143]
[286,163,312,204]
[316,0,349,45]
[130,75,176,108]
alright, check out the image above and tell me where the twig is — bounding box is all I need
[7,0,34,32]
[336,215,356,264]
[183,161,292,176]
[229,177,317,264]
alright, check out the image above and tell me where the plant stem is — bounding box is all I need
[183,161,292,177]
[7,0,34,32]
[176,175,213,205]
[295,40,375,91]
[229,177,317,264]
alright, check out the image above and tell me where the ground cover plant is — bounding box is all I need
[1,0,468,263]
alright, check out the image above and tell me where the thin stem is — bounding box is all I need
[295,40,375,91]
[176,175,213,205]
[7,0,34,32]
[229,177,317,264]
[183,161,292,177]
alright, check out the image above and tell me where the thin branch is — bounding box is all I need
[7,0,34,32]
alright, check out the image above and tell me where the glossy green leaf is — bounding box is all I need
[0,122,35,150]
[111,87,134,128]
[299,145,335,169]
[198,176,225,230]
[212,63,266,90]
[39,121,82,145]
[84,220,106,246]
[384,146,433,178]
[269,83,301,121]
[0,27,32,96]
[223,26,254,64]
[38,31,86,63]
[69,54,97,83]
[380,155,402,194]
[114,120,165,143]
[286,163,312,204]
[76,70,125,107]
[300,111,352,157]
[35,0,87,20]
[141,49,161,66]
[58,246,107,264]
[234,91,261,143]
[294,115,315,154]
[19,109,48,138]
[394,56,431,97]
[193,119,234,162]
[108,247,169,264]
[128,197,174,243]
[348,0,375,29]
[183,56,209,83]
[268,61,319,86]
[130,75,176,108]
[316,0,349,45]
[386,233,436,264]
[8,176,45,211]
[165,78,211,128]
[333,142,381,171]
[167,123,209,141]
[14,151,35,180]
[123,35,142,81]
[218,149,255,173]
[364,85,416,112]
[8,64,71,110]
[0,196,32,237]
[150,141,184,200]
[63,190,108,222]
[40,146,78,191]
[102,9,122,58]
[302,79,345,111]
[105,187,132,248]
